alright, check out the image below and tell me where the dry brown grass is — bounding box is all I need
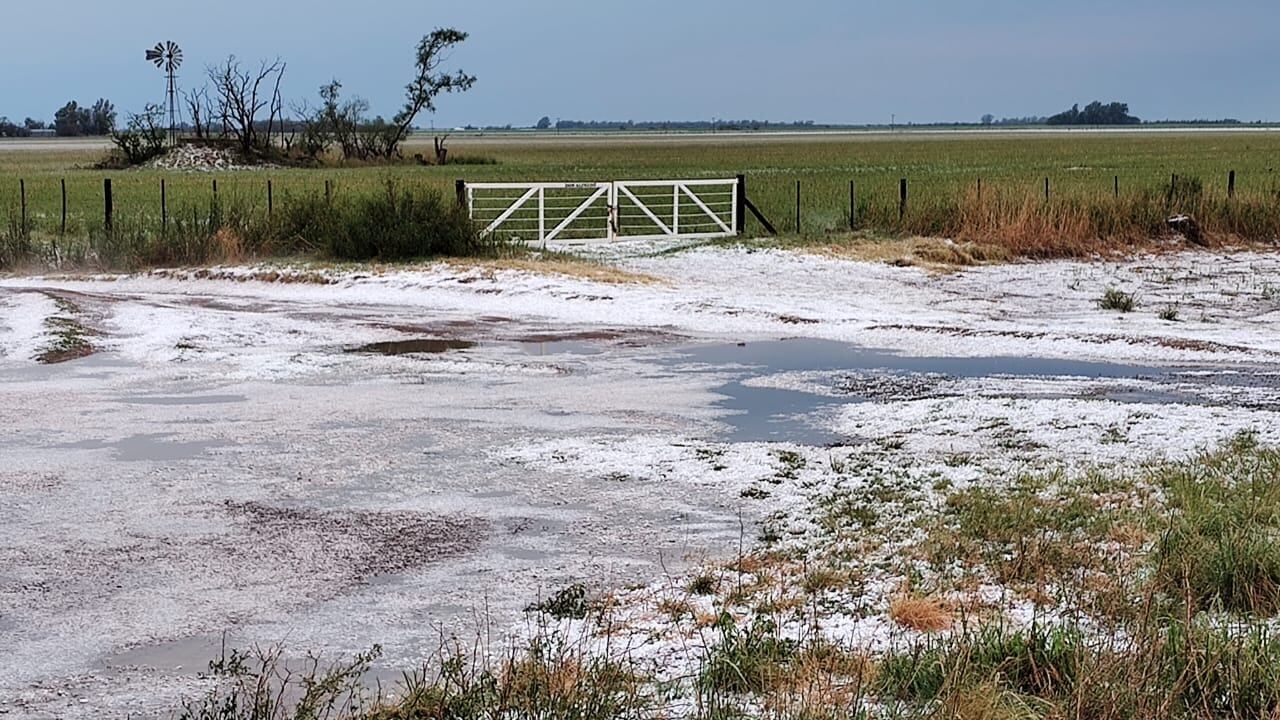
[211,227,247,264]
[889,594,955,632]
[760,644,877,718]
[811,236,1012,270]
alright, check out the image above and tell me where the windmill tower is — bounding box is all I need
[145,41,183,145]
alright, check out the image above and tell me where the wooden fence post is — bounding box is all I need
[1228,170,1236,199]
[1044,177,1050,202]
[104,178,113,231]
[212,178,219,201]
[899,178,908,220]
[268,180,274,217]
[455,179,466,209]
[1114,176,1119,198]
[735,175,747,234]
[19,180,26,233]
[325,180,332,206]
[1168,174,1178,204]
[977,177,982,202]
[60,179,67,234]
[161,178,167,232]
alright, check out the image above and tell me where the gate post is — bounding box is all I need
[455,180,467,209]
[735,174,747,235]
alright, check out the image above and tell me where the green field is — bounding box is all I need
[2,130,1279,261]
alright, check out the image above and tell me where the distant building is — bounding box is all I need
[29,129,55,138]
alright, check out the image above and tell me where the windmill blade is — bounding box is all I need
[165,42,183,71]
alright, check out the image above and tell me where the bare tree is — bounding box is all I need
[183,86,212,139]
[378,28,476,160]
[207,56,285,155]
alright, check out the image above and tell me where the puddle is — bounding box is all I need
[518,340,604,356]
[116,394,248,406]
[100,634,231,677]
[57,433,231,462]
[497,546,555,561]
[348,339,476,356]
[672,339,1185,444]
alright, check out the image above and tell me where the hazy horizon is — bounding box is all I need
[2,0,1277,127]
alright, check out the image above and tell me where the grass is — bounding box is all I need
[34,294,95,363]
[3,130,1280,271]
[888,594,954,632]
[1,181,494,270]
[170,435,1280,719]
[1098,287,1139,312]
[1153,432,1280,614]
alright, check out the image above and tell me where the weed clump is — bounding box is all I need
[525,583,593,620]
[1099,287,1139,312]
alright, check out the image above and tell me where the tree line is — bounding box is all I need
[0,99,116,137]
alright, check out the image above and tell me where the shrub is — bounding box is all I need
[107,104,168,167]
[323,181,486,260]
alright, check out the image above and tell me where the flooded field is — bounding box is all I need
[3,246,1280,717]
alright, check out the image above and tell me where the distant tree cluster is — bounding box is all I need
[980,114,1048,126]
[0,117,46,137]
[53,99,117,136]
[1,100,114,137]
[1047,101,1140,126]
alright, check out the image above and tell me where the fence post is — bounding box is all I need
[212,178,218,201]
[325,180,332,206]
[899,178,908,220]
[161,178,167,232]
[1228,170,1236,199]
[104,178,113,231]
[267,180,274,217]
[60,179,67,234]
[735,175,746,235]
[1044,177,1050,202]
[977,177,982,202]
[1168,174,1177,204]
[849,180,857,230]
[455,179,466,209]
[19,180,26,234]
[1114,176,1119,198]
[795,180,801,233]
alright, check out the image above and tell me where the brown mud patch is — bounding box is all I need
[223,501,484,589]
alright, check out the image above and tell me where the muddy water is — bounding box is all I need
[348,338,477,355]
[671,339,1226,443]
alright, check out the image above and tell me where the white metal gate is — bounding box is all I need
[463,178,739,244]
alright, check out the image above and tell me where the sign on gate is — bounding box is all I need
[461,178,741,245]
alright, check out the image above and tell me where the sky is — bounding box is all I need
[1,0,1277,127]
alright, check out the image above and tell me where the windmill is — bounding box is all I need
[145,41,183,144]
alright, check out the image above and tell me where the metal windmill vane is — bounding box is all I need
[145,41,183,144]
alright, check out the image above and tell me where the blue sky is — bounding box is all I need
[2,0,1276,126]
